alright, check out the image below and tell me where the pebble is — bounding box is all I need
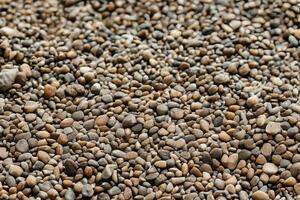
[290,104,300,113]
[36,131,50,139]
[9,165,23,177]
[238,150,251,160]
[48,189,58,199]
[284,177,297,186]
[252,191,269,200]
[210,148,222,159]
[64,159,78,177]
[262,163,278,175]
[266,121,281,135]
[24,101,39,113]
[256,115,266,127]
[0,68,18,91]
[261,143,272,156]
[0,27,24,37]
[102,164,115,179]
[295,183,300,195]
[20,64,32,77]
[102,94,113,103]
[124,151,138,160]
[157,104,169,115]
[171,177,185,185]
[174,138,186,149]
[108,186,121,196]
[291,163,300,179]
[154,161,167,168]
[247,95,258,107]
[239,191,249,200]
[65,189,76,200]
[170,29,181,37]
[26,175,37,187]
[6,175,16,187]
[291,29,300,39]
[15,139,29,153]
[91,83,101,94]
[122,115,137,128]
[0,147,8,159]
[214,73,230,84]
[229,20,241,30]
[44,84,56,98]
[72,111,84,121]
[37,151,50,163]
[82,184,94,197]
[227,154,239,170]
[170,108,184,119]
[142,49,153,60]
[289,35,299,46]
[95,115,109,126]
[215,179,225,190]
[200,119,210,132]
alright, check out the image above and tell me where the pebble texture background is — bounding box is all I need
[1,0,300,200]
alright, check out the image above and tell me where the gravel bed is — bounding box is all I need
[1,0,300,200]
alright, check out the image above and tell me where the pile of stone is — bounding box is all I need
[0,0,300,199]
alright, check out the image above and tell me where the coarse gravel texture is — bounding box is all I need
[1,0,300,200]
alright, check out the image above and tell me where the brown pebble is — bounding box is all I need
[124,152,138,160]
[9,165,23,177]
[252,191,269,200]
[247,95,258,107]
[26,175,37,187]
[200,119,210,132]
[154,161,167,168]
[84,166,93,177]
[95,115,109,126]
[60,118,74,128]
[37,151,50,163]
[44,84,56,98]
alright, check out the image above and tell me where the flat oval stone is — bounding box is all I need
[262,163,278,175]
[252,191,269,200]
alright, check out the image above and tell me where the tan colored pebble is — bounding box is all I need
[266,121,281,135]
[124,151,138,160]
[190,167,202,177]
[256,154,267,165]
[261,143,272,157]
[84,166,93,178]
[284,177,297,186]
[60,118,74,128]
[219,131,231,142]
[37,151,50,163]
[95,115,109,126]
[295,183,300,195]
[9,165,23,177]
[252,190,269,200]
[57,134,68,145]
[26,175,37,187]
[195,182,204,192]
[181,163,189,176]
[63,180,74,188]
[262,163,278,175]
[257,115,266,127]
[200,119,210,132]
[154,161,167,168]
[227,154,239,170]
[44,84,56,98]
[74,182,83,193]
[291,29,300,40]
[36,131,50,139]
[247,95,258,107]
